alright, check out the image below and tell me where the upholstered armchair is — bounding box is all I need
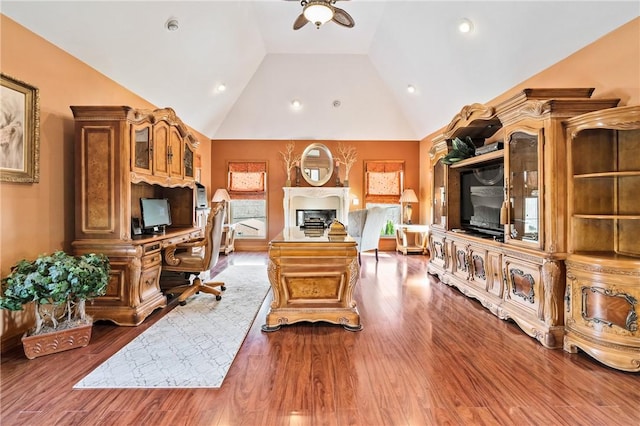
[161,201,226,305]
[347,207,388,263]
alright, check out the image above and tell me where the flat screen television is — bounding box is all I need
[140,198,172,233]
[460,162,504,239]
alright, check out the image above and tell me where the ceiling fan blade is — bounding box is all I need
[293,13,309,30]
[332,7,355,28]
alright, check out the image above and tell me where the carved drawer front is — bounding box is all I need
[487,252,503,297]
[566,263,639,338]
[429,234,447,269]
[503,257,541,313]
[139,263,162,303]
[452,241,470,280]
[141,252,162,269]
[468,246,488,291]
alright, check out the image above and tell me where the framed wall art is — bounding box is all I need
[1,73,40,183]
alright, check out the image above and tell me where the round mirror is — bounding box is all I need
[300,143,334,186]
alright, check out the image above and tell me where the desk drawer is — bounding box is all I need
[162,233,196,248]
[142,242,161,255]
[142,252,162,268]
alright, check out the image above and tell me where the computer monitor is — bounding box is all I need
[140,198,172,233]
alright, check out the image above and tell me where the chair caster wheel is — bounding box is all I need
[179,301,187,306]
[215,295,222,301]
[221,286,227,291]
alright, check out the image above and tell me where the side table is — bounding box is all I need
[395,224,429,255]
[220,223,236,255]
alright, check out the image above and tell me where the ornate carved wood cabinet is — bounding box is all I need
[70,106,201,326]
[427,89,619,349]
[563,105,640,371]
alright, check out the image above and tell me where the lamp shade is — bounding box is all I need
[212,188,231,202]
[400,189,418,203]
[304,2,334,27]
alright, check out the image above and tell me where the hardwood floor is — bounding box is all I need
[1,251,638,425]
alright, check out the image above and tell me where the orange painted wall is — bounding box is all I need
[0,15,212,347]
[418,17,640,225]
[211,139,420,251]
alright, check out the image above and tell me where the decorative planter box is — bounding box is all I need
[21,322,92,359]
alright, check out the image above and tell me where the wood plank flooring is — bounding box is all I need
[1,251,638,425]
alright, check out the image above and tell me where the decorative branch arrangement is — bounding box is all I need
[337,142,357,183]
[280,140,301,182]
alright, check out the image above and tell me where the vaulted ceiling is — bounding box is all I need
[3,1,638,141]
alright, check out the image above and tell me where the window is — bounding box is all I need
[364,161,404,237]
[227,161,267,239]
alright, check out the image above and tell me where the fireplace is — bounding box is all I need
[297,209,337,228]
[283,187,350,229]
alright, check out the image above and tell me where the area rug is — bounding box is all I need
[74,265,270,389]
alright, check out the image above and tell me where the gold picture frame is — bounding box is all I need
[1,73,40,183]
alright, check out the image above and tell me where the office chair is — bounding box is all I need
[161,201,226,305]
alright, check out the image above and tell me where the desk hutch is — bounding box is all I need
[71,106,202,326]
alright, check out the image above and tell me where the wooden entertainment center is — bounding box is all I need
[429,91,640,371]
[71,106,202,326]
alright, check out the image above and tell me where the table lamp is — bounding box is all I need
[400,189,418,224]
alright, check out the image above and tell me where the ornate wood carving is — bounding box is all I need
[510,268,535,303]
[472,254,486,280]
[542,260,562,325]
[582,287,638,332]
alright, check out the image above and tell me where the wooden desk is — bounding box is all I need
[73,227,203,326]
[262,226,362,332]
[395,224,429,255]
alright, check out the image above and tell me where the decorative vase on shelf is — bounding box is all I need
[285,179,292,187]
[343,179,349,187]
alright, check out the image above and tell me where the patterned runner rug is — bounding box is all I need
[74,265,270,388]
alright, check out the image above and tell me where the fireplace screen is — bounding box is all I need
[296,209,337,228]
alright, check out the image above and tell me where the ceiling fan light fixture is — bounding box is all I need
[304,2,334,28]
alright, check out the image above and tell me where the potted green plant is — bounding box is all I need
[0,251,110,359]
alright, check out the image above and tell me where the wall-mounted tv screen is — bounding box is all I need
[140,198,172,232]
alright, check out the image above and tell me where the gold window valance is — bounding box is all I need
[228,161,267,199]
[364,160,404,204]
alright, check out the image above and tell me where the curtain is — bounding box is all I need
[364,161,404,204]
[228,161,267,199]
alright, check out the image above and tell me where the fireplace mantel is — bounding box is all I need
[283,187,350,229]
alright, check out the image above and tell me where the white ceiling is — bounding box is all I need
[3,1,638,141]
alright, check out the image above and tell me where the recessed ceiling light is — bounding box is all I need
[333,100,341,108]
[458,18,473,34]
[291,99,302,110]
[407,85,416,94]
[217,83,226,92]
[166,19,179,32]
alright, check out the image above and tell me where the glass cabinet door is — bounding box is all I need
[132,125,152,174]
[432,159,446,228]
[506,130,541,245]
[184,144,194,179]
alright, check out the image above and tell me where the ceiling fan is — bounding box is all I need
[289,0,355,30]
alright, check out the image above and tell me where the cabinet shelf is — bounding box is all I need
[573,214,640,220]
[449,150,504,169]
[574,171,640,179]
[564,105,640,372]
[569,251,640,263]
